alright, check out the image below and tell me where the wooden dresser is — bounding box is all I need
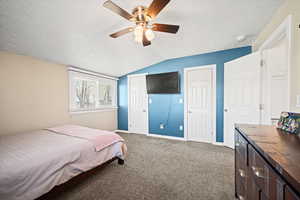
[235,124,300,200]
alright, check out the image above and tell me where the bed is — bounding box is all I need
[0,125,127,200]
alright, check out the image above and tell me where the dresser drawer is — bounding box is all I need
[248,145,285,199]
[236,152,248,184]
[236,175,246,200]
[235,130,248,164]
[246,176,260,200]
[285,185,300,200]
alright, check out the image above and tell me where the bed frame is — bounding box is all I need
[37,157,124,200]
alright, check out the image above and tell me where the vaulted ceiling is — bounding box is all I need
[0,0,283,77]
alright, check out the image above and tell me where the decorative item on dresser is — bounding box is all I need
[277,112,300,134]
[235,124,300,200]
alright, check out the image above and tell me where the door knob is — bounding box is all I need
[142,109,146,112]
[238,169,246,178]
[237,195,245,200]
[224,109,228,112]
[251,166,264,178]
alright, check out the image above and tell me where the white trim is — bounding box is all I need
[70,107,118,115]
[184,65,217,143]
[115,129,186,141]
[127,73,149,135]
[258,15,292,51]
[127,73,149,78]
[212,142,225,146]
[258,15,292,123]
[148,133,187,141]
[68,66,119,80]
[116,130,228,145]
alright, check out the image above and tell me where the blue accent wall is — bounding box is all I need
[118,46,252,142]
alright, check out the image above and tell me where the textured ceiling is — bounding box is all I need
[0,0,283,77]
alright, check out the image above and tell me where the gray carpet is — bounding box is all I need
[44,133,234,200]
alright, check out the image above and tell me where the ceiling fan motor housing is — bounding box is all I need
[132,6,151,25]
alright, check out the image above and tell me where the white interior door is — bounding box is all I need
[261,37,289,125]
[128,75,148,134]
[224,52,261,148]
[186,67,215,143]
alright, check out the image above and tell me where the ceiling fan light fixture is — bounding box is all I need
[145,29,155,41]
[146,15,152,22]
[134,25,144,43]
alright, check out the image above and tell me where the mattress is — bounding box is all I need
[0,130,125,200]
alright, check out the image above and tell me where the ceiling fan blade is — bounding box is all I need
[103,0,133,21]
[147,0,170,19]
[152,23,179,34]
[143,30,151,47]
[110,27,133,38]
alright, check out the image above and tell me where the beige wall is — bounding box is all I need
[0,52,117,135]
[253,0,300,112]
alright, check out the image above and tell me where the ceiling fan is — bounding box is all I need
[103,0,180,47]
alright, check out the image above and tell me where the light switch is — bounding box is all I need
[179,125,183,131]
[160,124,164,129]
[297,95,300,107]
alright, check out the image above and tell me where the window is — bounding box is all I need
[69,69,117,112]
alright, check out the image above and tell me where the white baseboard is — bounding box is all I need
[213,142,225,146]
[115,130,186,141]
[116,130,227,146]
[115,130,130,133]
[147,133,187,141]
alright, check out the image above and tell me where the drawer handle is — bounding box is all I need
[252,166,264,178]
[237,195,245,200]
[239,169,246,178]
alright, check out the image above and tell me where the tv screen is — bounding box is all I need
[146,72,180,94]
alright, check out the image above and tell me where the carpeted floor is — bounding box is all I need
[41,133,235,200]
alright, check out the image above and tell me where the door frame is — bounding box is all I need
[259,15,292,124]
[127,73,149,135]
[184,65,217,143]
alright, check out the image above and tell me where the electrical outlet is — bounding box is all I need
[179,125,183,131]
[160,124,164,129]
[297,95,300,107]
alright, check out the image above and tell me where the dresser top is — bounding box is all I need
[235,124,300,192]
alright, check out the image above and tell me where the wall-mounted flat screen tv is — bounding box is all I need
[146,72,180,94]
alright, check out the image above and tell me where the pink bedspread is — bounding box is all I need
[46,125,124,152]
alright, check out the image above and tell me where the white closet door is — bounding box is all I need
[128,75,148,134]
[224,52,261,148]
[186,67,213,143]
[261,37,289,125]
